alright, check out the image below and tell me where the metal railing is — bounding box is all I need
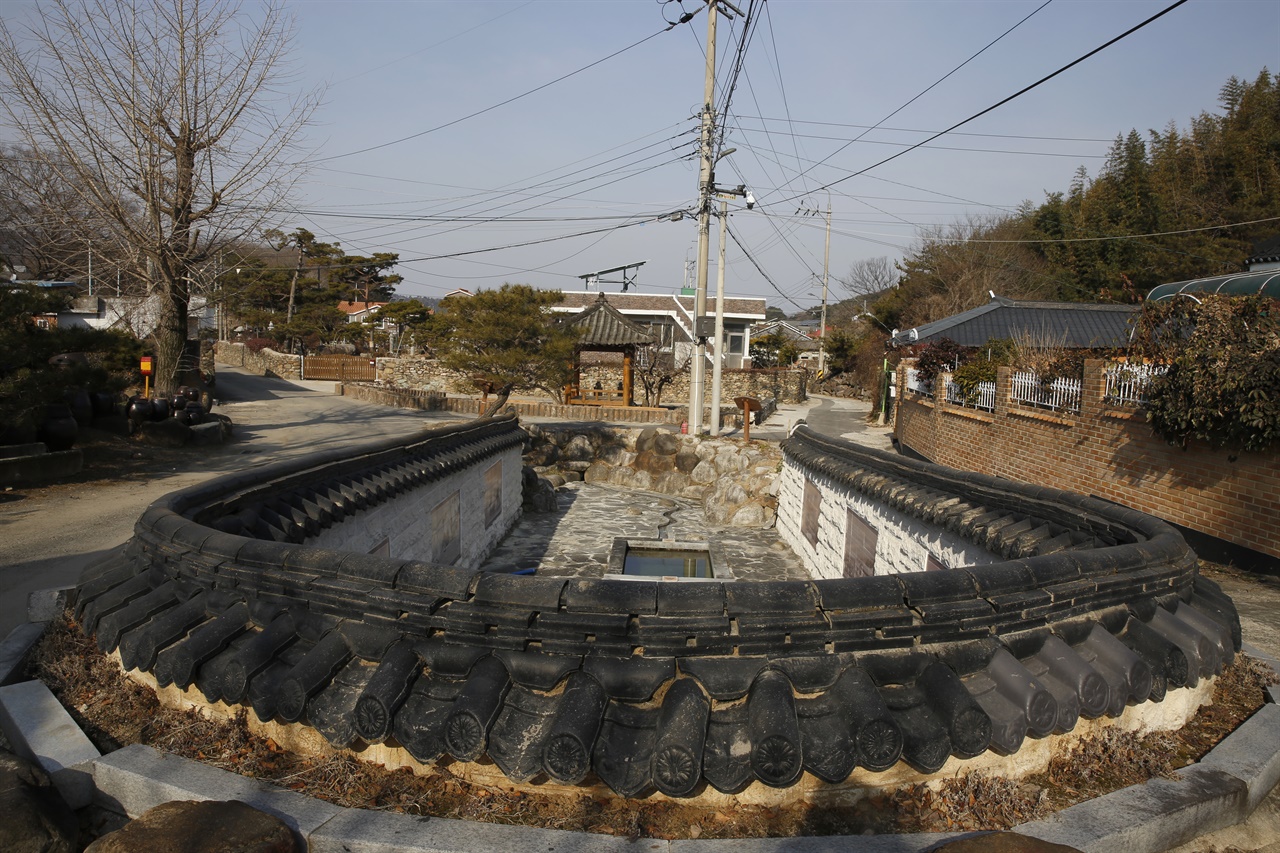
[1010,370,1081,413]
[945,379,996,412]
[1104,362,1167,406]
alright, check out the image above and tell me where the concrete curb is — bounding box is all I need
[3,597,1279,852]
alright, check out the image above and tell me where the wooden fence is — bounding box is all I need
[302,355,376,382]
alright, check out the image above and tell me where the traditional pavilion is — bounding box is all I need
[564,293,654,406]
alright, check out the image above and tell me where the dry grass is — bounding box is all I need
[29,615,1276,840]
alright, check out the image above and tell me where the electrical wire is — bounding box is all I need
[771,0,1191,206]
[312,16,698,164]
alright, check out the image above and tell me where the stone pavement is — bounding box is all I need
[482,482,809,581]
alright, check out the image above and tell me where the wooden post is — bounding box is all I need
[735,396,761,442]
[622,348,634,406]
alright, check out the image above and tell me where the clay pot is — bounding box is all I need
[172,408,191,426]
[186,402,206,425]
[183,386,201,402]
[127,397,154,424]
[89,391,116,417]
[151,397,170,420]
[63,389,93,427]
[38,403,78,451]
[171,395,188,412]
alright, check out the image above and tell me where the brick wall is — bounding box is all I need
[895,358,1280,563]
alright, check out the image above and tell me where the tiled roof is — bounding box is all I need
[337,301,387,315]
[893,296,1137,348]
[74,417,1238,798]
[569,294,654,347]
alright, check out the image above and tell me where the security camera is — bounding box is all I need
[745,191,755,210]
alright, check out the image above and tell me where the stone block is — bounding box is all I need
[189,421,225,446]
[1016,765,1247,852]
[0,680,100,808]
[309,808,666,853]
[89,744,341,836]
[0,623,47,686]
[1195,702,1280,811]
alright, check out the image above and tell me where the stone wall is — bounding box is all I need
[895,358,1280,566]
[214,341,302,380]
[342,383,678,424]
[376,355,808,406]
[375,356,475,394]
[524,425,780,527]
[776,456,999,580]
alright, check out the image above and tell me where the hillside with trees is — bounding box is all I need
[868,69,1279,336]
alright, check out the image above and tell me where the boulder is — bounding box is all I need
[0,751,77,853]
[652,431,681,456]
[635,427,659,454]
[523,477,558,513]
[583,462,612,483]
[689,459,718,485]
[635,450,675,476]
[598,445,635,467]
[136,417,190,447]
[929,832,1081,853]
[674,447,700,474]
[561,434,595,462]
[188,422,224,446]
[654,470,690,495]
[84,799,300,853]
[730,504,766,527]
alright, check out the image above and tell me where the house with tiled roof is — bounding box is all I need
[890,294,1137,349]
[551,290,767,368]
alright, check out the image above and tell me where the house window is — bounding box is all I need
[843,509,877,577]
[727,332,744,355]
[801,480,821,547]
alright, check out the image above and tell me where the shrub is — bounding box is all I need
[244,337,278,354]
[1129,294,1280,452]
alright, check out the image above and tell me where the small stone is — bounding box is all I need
[84,799,300,853]
[730,504,766,528]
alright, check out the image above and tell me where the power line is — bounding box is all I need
[765,0,1054,203]
[772,0,1191,206]
[312,17,697,164]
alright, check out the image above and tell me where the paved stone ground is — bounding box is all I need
[482,482,809,581]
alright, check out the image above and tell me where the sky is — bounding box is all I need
[11,0,1280,311]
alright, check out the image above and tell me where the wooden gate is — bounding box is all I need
[302,355,376,382]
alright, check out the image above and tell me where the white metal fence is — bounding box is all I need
[945,379,997,412]
[1104,363,1167,406]
[1010,370,1081,413]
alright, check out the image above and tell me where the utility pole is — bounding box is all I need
[819,195,831,377]
[688,0,742,435]
[688,0,719,437]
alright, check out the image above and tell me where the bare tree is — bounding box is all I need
[838,255,898,299]
[0,0,319,393]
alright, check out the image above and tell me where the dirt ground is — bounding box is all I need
[28,613,1276,842]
